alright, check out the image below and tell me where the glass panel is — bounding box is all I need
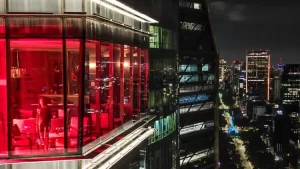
[0,18,4,37]
[132,47,141,119]
[100,43,114,131]
[9,39,64,156]
[181,22,202,31]
[84,41,98,145]
[113,44,123,127]
[82,43,148,149]
[140,49,146,112]
[179,65,198,72]
[113,11,124,23]
[83,42,116,147]
[180,75,198,83]
[179,95,209,104]
[124,45,133,120]
[9,0,61,13]
[149,26,160,48]
[65,18,83,38]
[66,40,82,153]
[65,0,83,12]
[124,16,134,27]
[0,39,8,158]
[9,17,62,38]
[149,26,175,50]
[202,64,210,71]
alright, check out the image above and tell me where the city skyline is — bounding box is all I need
[209,0,300,65]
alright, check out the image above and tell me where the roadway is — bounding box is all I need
[219,89,254,169]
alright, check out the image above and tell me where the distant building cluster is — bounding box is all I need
[220,50,300,168]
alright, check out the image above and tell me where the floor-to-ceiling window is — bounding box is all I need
[0,18,7,157]
[0,16,149,158]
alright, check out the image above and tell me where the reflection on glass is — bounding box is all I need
[113,45,123,127]
[66,40,82,153]
[124,46,133,121]
[10,39,65,156]
[3,38,148,156]
[132,47,141,119]
[0,39,8,157]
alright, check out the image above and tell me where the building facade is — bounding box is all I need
[178,0,219,168]
[121,0,180,168]
[281,64,300,104]
[0,0,164,168]
[246,50,270,101]
[231,60,246,106]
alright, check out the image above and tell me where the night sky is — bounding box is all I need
[208,0,300,65]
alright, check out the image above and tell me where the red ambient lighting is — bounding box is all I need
[0,22,148,159]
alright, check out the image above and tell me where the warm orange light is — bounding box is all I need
[89,62,97,69]
[124,62,130,67]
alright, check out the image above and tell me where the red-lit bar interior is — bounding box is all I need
[0,17,148,158]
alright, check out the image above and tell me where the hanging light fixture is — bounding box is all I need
[11,50,26,78]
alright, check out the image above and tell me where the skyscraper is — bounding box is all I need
[179,0,219,168]
[0,0,220,168]
[281,64,300,104]
[0,0,164,168]
[246,50,271,101]
[231,60,246,105]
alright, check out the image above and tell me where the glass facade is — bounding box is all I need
[148,56,178,117]
[149,26,176,50]
[282,64,300,103]
[179,95,209,104]
[148,112,178,145]
[246,51,270,100]
[0,16,149,157]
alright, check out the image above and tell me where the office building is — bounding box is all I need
[219,59,227,82]
[231,60,246,106]
[273,75,281,102]
[246,50,270,101]
[179,0,219,168]
[282,64,300,104]
[0,0,173,169]
[123,0,180,168]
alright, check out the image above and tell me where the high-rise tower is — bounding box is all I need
[178,0,219,168]
[246,50,271,101]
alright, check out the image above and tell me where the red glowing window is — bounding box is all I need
[0,39,8,158]
[9,39,65,156]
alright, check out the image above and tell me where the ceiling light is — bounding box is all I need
[91,0,147,22]
[104,0,158,23]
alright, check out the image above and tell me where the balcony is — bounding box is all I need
[180,121,214,136]
[180,85,214,94]
[180,149,214,166]
[179,102,214,114]
[83,128,155,169]
[179,95,209,105]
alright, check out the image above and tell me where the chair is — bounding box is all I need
[49,118,65,148]
[11,124,32,154]
[69,117,90,136]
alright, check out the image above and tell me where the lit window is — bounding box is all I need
[181,22,202,31]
